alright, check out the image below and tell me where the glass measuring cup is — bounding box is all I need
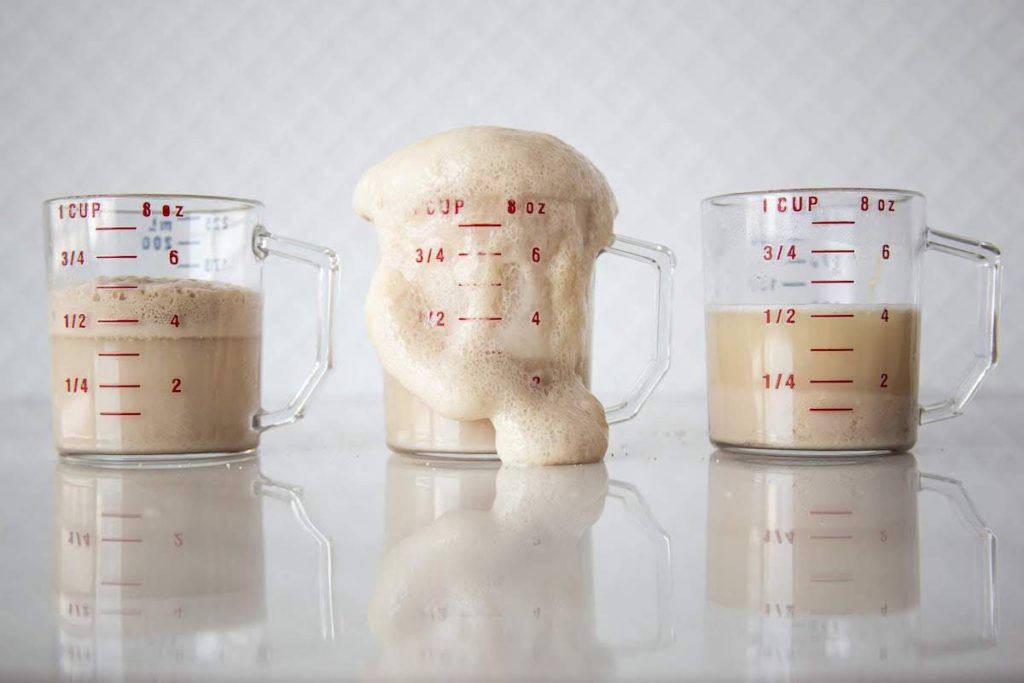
[702,188,1001,453]
[53,455,335,679]
[704,451,996,672]
[370,457,673,676]
[373,195,674,458]
[45,194,338,458]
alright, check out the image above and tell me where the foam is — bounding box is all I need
[49,276,262,338]
[356,126,616,465]
[48,276,262,454]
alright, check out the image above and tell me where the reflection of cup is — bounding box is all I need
[356,128,674,462]
[45,194,338,458]
[370,456,671,677]
[708,452,920,616]
[701,188,1001,453]
[705,451,996,671]
[53,456,334,679]
[382,457,499,547]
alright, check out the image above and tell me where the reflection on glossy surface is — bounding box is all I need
[705,451,996,674]
[53,455,334,680]
[369,456,672,678]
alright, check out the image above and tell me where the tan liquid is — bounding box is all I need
[384,374,499,455]
[49,277,262,455]
[706,453,920,616]
[706,304,920,451]
[356,126,614,465]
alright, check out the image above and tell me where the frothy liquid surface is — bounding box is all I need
[356,127,616,465]
[49,277,262,455]
[706,304,920,451]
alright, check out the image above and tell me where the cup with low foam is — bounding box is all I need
[355,127,675,465]
[44,194,339,459]
[702,188,1001,454]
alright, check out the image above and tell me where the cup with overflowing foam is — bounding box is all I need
[356,126,673,465]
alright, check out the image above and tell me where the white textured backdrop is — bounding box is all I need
[1,0,1021,412]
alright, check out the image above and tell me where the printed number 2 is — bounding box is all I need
[171,378,182,393]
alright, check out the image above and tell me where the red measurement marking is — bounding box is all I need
[810,314,855,318]
[811,279,855,284]
[457,316,503,321]
[811,249,856,254]
[95,226,137,231]
[95,285,138,290]
[98,352,140,357]
[810,576,853,583]
[457,223,502,228]
[95,255,138,260]
[97,319,139,324]
[101,537,142,543]
[100,581,142,587]
[457,252,502,256]
[809,379,854,384]
[101,512,142,519]
[809,509,852,515]
[811,220,855,225]
[810,535,854,540]
[457,283,502,287]
[98,384,141,389]
[99,412,142,416]
[808,407,854,412]
[810,348,854,352]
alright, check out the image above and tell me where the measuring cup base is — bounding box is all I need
[712,441,910,459]
[387,442,500,462]
[57,448,258,469]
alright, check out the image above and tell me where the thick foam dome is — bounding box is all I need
[49,276,262,338]
[354,126,617,226]
[358,126,617,466]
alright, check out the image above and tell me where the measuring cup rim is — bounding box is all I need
[43,193,265,210]
[703,187,925,204]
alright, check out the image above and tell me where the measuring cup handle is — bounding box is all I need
[599,235,675,424]
[252,227,339,431]
[255,476,338,641]
[605,480,675,651]
[917,472,998,651]
[920,229,1001,425]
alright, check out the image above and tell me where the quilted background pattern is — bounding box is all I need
[1,0,1020,413]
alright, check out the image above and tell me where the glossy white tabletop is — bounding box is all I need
[1,394,1021,681]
